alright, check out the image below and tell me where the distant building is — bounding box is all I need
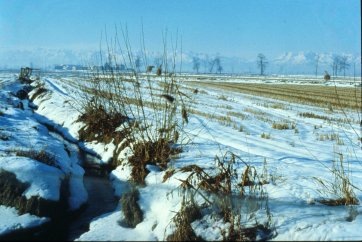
[54,64,89,71]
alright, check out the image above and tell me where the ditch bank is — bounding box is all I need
[1,125,119,241]
[0,85,119,241]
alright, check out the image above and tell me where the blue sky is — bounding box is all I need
[0,0,360,58]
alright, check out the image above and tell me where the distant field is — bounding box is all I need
[188,81,362,110]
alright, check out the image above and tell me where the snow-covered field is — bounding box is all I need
[0,71,361,240]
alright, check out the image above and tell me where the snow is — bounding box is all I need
[1,70,361,240]
[0,157,64,201]
[0,76,87,234]
[0,205,49,236]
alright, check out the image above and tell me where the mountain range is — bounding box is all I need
[0,48,360,76]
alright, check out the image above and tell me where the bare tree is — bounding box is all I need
[339,55,350,77]
[331,55,341,77]
[315,54,320,77]
[202,55,210,73]
[257,53,268,76]
[217,64,223,74]
[135,55,142,72]
[208,56,222,74]
[214,57,222,74]
[192,57,200,74]
[208,59,215,73]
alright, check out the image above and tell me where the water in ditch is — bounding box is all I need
[24,129,119,241]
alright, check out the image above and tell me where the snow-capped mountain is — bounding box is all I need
[0,48,360,75]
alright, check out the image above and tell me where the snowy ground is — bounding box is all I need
[0,74,87,236]
[0,71,361,240]
[0,205,49,236]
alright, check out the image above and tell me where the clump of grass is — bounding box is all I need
[317,133,344,145]
[189,109,234,127]
[257,102,288,110]
[243,108,266,116]
[0,169,69,218]
[164,152,273,241]
[120,189,143,228]
[0,133,10,141]
[270,103,287,110]
[272,122,290,130]
[74,27,193,180]
[166,199,202,241]
[0,169,29,205]
[299,112,329,120]
[261,133,271,139]
[227,111,247,120]
[128,139,181,185]
[218,95,228,101]
[78,104,129,144]
[30,86,48,102]
[15,149,60,169]
[314,153,359,206]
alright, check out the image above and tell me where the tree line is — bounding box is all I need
[119,52,355,77]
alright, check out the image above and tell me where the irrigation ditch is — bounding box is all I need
[1,87,120,241]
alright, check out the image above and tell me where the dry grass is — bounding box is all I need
[317,133,344,145]
[314,153,359,206]
[128,139,181,185]
[243,107,266,116]
[189,81,362,110]
[261,133,271,139]
[188,109,234,127]
[77,104,129,144]
[299,112,329,120]
[30,87,48,102]
[226,111,247,120]
[120,189,143,228]
[257,102,289,110]
[218,95,228,101]
[0,169,68,218]
[166,199,202,241]
[272,122,290,130]
[15,149,60,169]
[0,133,10,141]
[164,152,273,240]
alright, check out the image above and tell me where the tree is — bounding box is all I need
[192,57,201,73]
[315,54,320,77]
[214,57,223,74]
[135,55,142,72]
[203,55,209,73]
[217,64,223,74]
[208,56,222,74]
[331,55,343,77]
[257,53,268,76]
[208,59,215,73]
[338,55,350,77]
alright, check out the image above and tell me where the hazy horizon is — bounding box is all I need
[1,0,360,75]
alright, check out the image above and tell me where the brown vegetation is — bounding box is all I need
[77,104,129,144]
[120,189,143,228]
[129,140,181,185]
[0,169,68,218]
[15,149,60,169]
[30,87,48,102]
[189,81,361,110]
